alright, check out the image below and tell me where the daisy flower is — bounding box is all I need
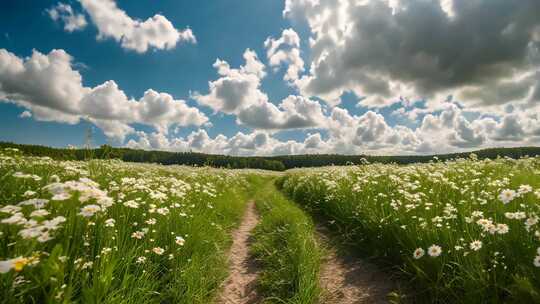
[498,189,516,204]
[534,256,540,268]
[131,231,145,239]
[175,236,185,246]
[428,245,442,257]
[79,205,101,217]
[105,218,116,227]
[152,247,165,255]
[136,256,146,264]
[413,248,425,259]
[469,240,482,251]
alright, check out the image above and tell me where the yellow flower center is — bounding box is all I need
[13,258,28,272]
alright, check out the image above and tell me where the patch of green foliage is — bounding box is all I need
[251,177,322,304]
[281,156,540,303]
[0,149,253,303]
[2,141,540,171]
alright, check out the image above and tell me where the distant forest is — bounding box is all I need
[1,142,539,171]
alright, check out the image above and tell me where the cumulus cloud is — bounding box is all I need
[127,130,261,155]
[18,111,32,118]
[16,0,540,155]
[285,0,540,111]
[80,82,207,134]
[447,116,486,148]
[491,114,526,142]
[125,98,540,156]
[325,108,414,153]
[194,49,326,130]
[0,48,208,141]
[0,49,87,122]
[78,0,195,53]
[237,95,327,130]
[413,102,540,150]
[127,129,319,156]
[47,3,87,32]
[193,49,266,114]
[320,100,540,155]
[264,28,304,83]
[354,111,389,144]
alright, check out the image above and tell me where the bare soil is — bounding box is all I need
[217,202,395,304]
[317,225,396,304]
[217,201,261,304]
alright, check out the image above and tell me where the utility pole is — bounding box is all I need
[84,125,93,150]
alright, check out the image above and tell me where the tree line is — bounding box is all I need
[1,142,539,171]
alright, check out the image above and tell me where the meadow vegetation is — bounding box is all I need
[2,141,539,171]
[0,148,251,303]
[2,146,540,304]
[280,155,540,303]
[251,177,321,304]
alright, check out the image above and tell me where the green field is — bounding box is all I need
[1,148,540,303]
[280,156,540,303]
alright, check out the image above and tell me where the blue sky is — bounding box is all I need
[0,0,538,155]
[0,0,292,143]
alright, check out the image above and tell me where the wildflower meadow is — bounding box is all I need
[2,147,540,303]
[0,148,251,303]
[280,155,540,303]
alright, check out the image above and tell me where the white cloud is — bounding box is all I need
[0,49,87,118]
[12,0,540,155]
[237,95,327,130]
[353,111,390,144]
[47,3,87,32]
[80,82,208,134]
[90,118,134,142]
[447,116,486,148]
[318,101,539,155]
[264,28,304,83]
[18,111,32,118]
[325,108,413,153]
[125,98,540,156]
[491,114,526,142]
[0,48,208,141]
[230,0,540,155]
[194,49,326,130]
[128,130,245,155]
[303,133,324,149]
[78,0,195,53]
[285,0,540,112]
[193,49,266,114]
[127,129,309,156]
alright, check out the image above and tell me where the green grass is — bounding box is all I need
[280,156,540,303]
[0,149,253,303]
[250,176,322,304]
[4,146,540,304]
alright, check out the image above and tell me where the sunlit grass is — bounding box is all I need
[4,146,539,303]
[251,177,321,304]
[280,155,540,303]
[0,148,251,303]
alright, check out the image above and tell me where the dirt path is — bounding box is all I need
[317,225,395,304]
[217,201,261,304]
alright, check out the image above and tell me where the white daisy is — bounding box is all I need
[469,240,482,251]
[79,205,101,217]
[428,245,442,257]
[175,236,185,246]
[152,247,165,255]
[534,256,540,268]
[498,189,516,204]
[413,248,425,259]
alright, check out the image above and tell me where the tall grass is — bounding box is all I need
[251,177,322,304]
[280,156,540,303]
[0,149,251,303]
